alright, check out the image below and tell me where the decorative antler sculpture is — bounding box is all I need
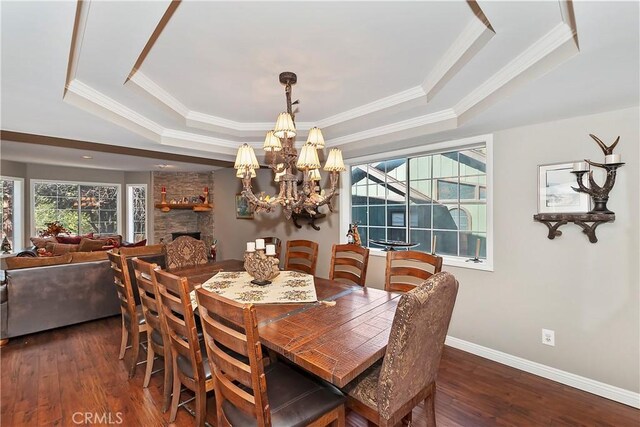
[571,134,624,214]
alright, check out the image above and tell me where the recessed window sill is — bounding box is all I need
[368,248,494,272]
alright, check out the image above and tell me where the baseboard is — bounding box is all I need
[445,335,640,409]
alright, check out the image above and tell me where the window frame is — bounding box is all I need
[1,176,25,250]
[30,179,122,237]
[339,134,494,271]
[126,183,148,243]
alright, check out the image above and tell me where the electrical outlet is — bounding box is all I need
[542,329,555,346]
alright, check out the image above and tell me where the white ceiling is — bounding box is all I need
[1,1,638,169]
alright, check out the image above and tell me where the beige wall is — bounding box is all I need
[215,106,639,393]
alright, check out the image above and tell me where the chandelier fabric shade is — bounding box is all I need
[296,144,321,170]
[234,143,260,170]
[235,71,343,219]
[306,127,325,148]
[263,131,282,152]
[324,148,346,172]
[273,112,296,139]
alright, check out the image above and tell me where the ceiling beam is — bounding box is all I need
[0,130,232,167]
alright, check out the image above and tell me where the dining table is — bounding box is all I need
[169,259,401,388]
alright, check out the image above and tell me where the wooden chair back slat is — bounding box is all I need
[131,258,164,338]
[384,251,443,293]
[108,251,137,319]
[153,268,205,383]
[329,244,370,286]
[196,287,270,426]
[284,240,319,275]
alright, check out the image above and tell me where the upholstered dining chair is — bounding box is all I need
[108,251,148,378]
[260,236,282,260]
[342,272,459,427]
[153,268,213,426]
[384,250,443,293]
[164,236,209,270]
[196,288,346,427]
[329,244,370,286]
[131,257,172,412]
[284,239,319,275]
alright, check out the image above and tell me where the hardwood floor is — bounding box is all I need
[1,316,638,426]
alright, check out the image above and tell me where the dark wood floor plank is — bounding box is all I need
[1,316,638,427]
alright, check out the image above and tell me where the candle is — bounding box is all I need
[605,154,621,164]
[265,244,276,256]
[475,238,481,259]
[431,235,437,254]
[246,242,256,252]
[204,186,209,193]
[572,162,588,171]
[161,186,166,192]
[255,239,265,250]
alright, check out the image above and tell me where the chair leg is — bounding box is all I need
[194,387,206,427]
[334,405,346,427]
[162,348,173,413]
[119,319,128,360]
[128,328,140,379]
[425,388,436,426]
[401,412,412,426]
[142,337,155,387]
[169,358,181,422]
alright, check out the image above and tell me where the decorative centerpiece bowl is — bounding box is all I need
[244,250,280,286]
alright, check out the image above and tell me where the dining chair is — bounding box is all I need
[284,239,319,275]
[131,257,172,412]
[260,236,282,260]
[108,251,148,378]
[164,236,209,270]
[154,268,213,426]
[329,244,370,286]
[342,271,459,427]
[196,287,346,427]
[384,250,443,293]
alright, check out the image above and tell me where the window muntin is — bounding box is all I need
[33,181,119,235]
[351,145,488,261]
[127,185,147,243]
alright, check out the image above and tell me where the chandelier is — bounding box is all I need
[234,72,345,220]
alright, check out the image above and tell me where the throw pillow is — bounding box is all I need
[56,233,94,244]
[5,253,73,270]
[78,237,108,252]
[122,239,147,248]
[95,234,122,246]
[45,242,80,255]
[30,236,57,249]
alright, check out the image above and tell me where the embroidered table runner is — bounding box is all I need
[190,270,318,306]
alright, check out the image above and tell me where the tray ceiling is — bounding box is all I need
[1,1,638,164]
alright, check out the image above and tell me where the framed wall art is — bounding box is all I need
[235,194,254,219]
[538,162,590,213]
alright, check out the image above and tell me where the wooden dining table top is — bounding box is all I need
[169,259,401,388]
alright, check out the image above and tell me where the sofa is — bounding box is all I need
[0,245,166,344]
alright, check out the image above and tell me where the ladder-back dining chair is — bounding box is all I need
[196,288,346,427]
[154,268,213,426]
[329,244,370,286]
[131,257,172,412]
[108,250,148,378]
[284,239,319,275]
[342,272,459,427]
[384,250,443,293]
[164,236,209,270]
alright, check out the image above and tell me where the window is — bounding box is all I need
[344,135,493,270]
[32,181,120,235]
[127,184,147,243]
[1,177,24,249]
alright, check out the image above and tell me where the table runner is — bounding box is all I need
[190,270,318,306]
